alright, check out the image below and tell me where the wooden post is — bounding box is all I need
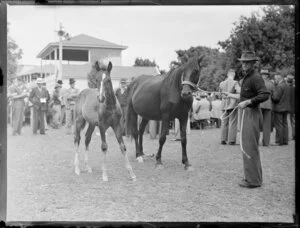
[0,2,7,222]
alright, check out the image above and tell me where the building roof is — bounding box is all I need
[37,34,128,59]
[17,64,160,81]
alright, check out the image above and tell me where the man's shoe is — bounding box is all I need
[221,141,227,145]
[228,142,236,145]
[238,180,260,188]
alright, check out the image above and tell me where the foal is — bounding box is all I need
[73,61,136,182]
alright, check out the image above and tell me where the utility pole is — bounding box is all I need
[56,23,70,81]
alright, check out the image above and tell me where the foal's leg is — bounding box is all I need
[155,116,169,169]
[83,124,95,173]
[113,123,136,181]
[74,117,86,175]
[99,126,108,182]
[179,116,193,171]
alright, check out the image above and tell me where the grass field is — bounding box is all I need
[7,125,295,222]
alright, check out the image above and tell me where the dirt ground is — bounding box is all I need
[7,124,295,222]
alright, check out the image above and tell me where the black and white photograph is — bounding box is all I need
[2,3,295,223]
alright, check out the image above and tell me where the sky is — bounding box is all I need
[7,5,264,70]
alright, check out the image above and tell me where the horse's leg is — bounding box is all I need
[137,118,152,162]
[155,116,169,169]
[83,124,95,173]
[74,117,86,175]
[99,125,108,182]
[179,116,193,171]
[113,123,136,181]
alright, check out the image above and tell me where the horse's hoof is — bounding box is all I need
[75,168,81,175]
[102,175,108,182]
[184,165,194,171]
[131,175,137,182]
[87,167,92,173]
[155,164,164,170]
[136,156,144,163]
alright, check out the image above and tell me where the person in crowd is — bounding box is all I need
[210,93,223,128]
[51,83,63,129]
[65,78,80,135]
[191,93,202,129]
[115,78,128,135]
[29,78,50,135]
[197,93,211,129]
[259,69,275,147]
[56,80,66,126]
[219,69,240,145]
[233,51,269,188]
[286,74,295,140]
[42,81,51,129]
[7,78,28,135]
[272,74,290,145]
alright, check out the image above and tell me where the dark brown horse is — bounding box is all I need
[74,61,136,182]
[126,55,205,170]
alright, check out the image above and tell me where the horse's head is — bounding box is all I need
[180,55,204,101]
[98,61,115,106]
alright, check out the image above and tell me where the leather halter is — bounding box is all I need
[181,73,199,91]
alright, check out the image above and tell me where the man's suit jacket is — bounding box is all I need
[219,78,240,110]
[260,79,275,110]
[272,80,290,112]
[29,87,50,111]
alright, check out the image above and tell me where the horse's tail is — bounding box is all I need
[125,81,137,137]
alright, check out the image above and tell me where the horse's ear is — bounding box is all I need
[107,61,113,72]
[198,55,205,66]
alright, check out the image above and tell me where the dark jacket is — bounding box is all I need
[240,69,270,108]
[288,84,295,113]
[115,88,128,107]
[29,87,50,111]
[272,80,290,112]
[260,79,275,110]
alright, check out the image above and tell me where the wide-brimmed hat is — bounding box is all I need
[69,78,76,84]
[57,80,63,85]
[260,69,270,76]
[238,51,259,62]
[36,78,44,84]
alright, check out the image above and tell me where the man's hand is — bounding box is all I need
[238,99,252,109]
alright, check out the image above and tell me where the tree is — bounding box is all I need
[7,23,23,82]
[170,46,228,91]
[133,57,157,67]
[218,5,295,75]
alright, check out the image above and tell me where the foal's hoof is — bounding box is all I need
[131,175,137,182]
[87,167,92,173]
[184,165,194,171]
[136,156,144,163]
[155,163,164,170]
[102,175,108,182]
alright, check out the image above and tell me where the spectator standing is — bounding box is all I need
[29,78,50,135]
[8,78,28,135]
[56,80,66,126]
[191,94,202,129]
[197,93,211,129]
[65,78,80,135]
[219,69,240,145]
[286,75,295,140]
[259,69,275,146]
[51,83,63,129]
[236,51,269,188]
[210,94,223,128]
[272,74,290,145]
[115,78,128,135]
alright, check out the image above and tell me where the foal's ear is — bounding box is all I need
[107,61,113,72]
[198,55,205,66]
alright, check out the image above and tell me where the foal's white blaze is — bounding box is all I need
[99,72,107,100]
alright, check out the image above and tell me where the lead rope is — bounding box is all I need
[240,109,251,159]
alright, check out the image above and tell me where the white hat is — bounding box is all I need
[36,78,44,84]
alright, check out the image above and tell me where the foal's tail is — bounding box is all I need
[125,81,137,137]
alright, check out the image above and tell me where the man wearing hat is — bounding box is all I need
[286,74,295,140]
[219,69,241,145]
[51,83,63,129]
[29,78,50,135]
[234,51,269,188]
[65,78,80,134]
[259,69,275,146]
[8,77,28,135]
[115,78,128,135]
[271,74,291,145]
